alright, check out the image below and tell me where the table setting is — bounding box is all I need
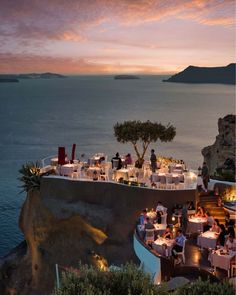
[209,248,236,274]
[187,216,207,233]
[197,230,218,249]
[153,236,175,257]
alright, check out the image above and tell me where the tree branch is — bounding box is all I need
[132,141,141,159]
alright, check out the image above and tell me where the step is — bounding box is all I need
[199,197,218,201]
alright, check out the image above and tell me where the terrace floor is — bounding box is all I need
[174,234,227,281]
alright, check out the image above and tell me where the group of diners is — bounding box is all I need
[137,200,236,268]
[194,205,235,247]
[137,202,187,265]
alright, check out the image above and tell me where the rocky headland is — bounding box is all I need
[163,64,236,85]
[202,114,235,182]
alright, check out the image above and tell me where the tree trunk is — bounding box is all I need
[135,157,144,168]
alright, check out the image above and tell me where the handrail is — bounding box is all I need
[41,155,57,167]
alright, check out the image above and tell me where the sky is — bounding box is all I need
[0,0,235,74]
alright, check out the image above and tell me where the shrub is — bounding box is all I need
[18,161,41,192]
[52,263,167,295]
[174,278,235,295]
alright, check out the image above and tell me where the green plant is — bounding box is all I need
[174,278,235,295]
[52,262,167,295]
[18,161,41,192]
[114,120,176,168]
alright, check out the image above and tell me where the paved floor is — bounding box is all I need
[175,234,227,280]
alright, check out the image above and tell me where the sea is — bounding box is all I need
[0,75,235,256]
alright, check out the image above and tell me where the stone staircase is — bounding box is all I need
[199,193,226,224]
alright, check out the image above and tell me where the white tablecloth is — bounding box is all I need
[209,249,236,271]
[153,237,175,257]
[114,169,129,181]
[147,211,156,223]
[87,167,101,178]
[153,223,167,235]
[187,217,207,233]
[197,231,218,249]
[61,164,75,176]
[51,157,58,166]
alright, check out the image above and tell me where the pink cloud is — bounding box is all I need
[0,53,169,74]
[0,0,234,43]
[0,0,234,73]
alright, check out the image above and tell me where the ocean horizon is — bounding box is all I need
[0,75,235,256]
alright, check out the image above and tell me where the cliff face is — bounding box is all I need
[202,114,235,178]
[0,178,196,295]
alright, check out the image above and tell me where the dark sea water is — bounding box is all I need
[0,76,235,256]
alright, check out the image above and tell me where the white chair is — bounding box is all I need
[166,176,175,189]
[177,239,186,264]
[159,175,166,189]
[145,229,155,244]
[231,264,236,277]
[161,214,167,225]
[112,159,119,169]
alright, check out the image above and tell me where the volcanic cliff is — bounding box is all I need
[0,177,196,295]
[202,114,235,181]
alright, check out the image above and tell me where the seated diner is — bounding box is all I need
[163,225,173,239]
[171,229,186,264]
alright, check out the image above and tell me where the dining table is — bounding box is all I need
[153,237,175,257]
[114,169,129,181]
[187,216,207,233]
[87,166,101,178]
[153,223,167,235]
[60,164,76,176]
[209,248,236,275]
[50,157,58,166]
[197,230,218,249]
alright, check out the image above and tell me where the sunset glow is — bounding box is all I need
[0,0,235,74]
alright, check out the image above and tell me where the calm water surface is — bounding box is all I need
[0,76,235,256]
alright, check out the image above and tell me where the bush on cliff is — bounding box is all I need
[52,263,167,295]
[174,278,235,295]
[18,161,41,192]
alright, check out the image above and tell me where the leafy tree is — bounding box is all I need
[114,120,176,168]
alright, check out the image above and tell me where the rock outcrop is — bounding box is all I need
[0,178,196,294]
[163,64,236,84]
[202,114,235,180]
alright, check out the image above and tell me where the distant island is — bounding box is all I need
[0,78,19,83]
[163,63,236,85]
[114,75,140,80]
[0,72,66,83]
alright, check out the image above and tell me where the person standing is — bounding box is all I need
[111,152,122,170]
[150,149,157,173]
[181,203,188,235]
[201,162,209,192]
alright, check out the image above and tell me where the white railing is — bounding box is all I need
[133,233,161,284]
[41,155,57,167]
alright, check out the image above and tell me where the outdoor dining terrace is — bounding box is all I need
[40,147,198,191]
[135,201,236,284]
